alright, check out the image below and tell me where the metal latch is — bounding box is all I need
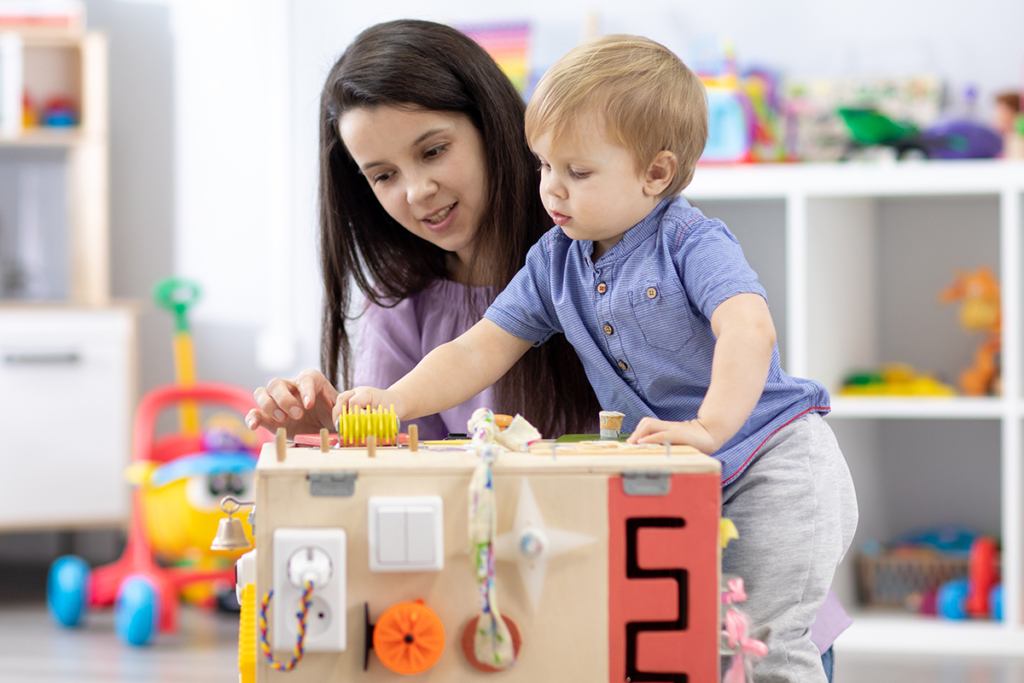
[622,470,672,496]
[308,471,357,497]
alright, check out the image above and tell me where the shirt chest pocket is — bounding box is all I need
[629,281,697,352]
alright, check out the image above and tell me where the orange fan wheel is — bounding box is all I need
[372,599,446,674]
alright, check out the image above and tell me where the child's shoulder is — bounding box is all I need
[658,196,732,252]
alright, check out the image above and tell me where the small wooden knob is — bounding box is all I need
[367,434,377,458]
[320,428,330,453]
[409,424,418,452]
[275,427,287,462]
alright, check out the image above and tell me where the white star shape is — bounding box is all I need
[495,478,597,611]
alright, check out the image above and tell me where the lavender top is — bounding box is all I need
[352,279,496,440]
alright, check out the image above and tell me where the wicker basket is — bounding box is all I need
[857,552,970,608]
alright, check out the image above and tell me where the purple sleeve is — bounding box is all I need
[352,298,450,440]
[352,282,498,439]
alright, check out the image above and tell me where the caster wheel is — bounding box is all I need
[115,574,161,646]
[47,555,90,627]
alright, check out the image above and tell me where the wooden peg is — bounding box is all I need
[320,428,330,453]
[367,434,377,458]
[275,427,287,462]
[409,424,418,452]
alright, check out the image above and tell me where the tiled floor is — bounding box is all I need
[4,564,1024,682]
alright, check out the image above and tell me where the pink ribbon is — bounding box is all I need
[723,609,768,683]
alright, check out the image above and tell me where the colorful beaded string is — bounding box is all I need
[258,579,314,672]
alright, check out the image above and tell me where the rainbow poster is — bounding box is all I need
[459,23,531,96]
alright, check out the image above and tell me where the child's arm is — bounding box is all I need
[334,319,534,424]
[627,292,775,452]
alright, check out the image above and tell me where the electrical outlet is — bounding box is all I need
[272,528,346,652]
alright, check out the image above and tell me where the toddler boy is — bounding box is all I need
[339,35,857,682]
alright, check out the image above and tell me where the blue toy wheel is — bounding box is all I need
[936,577,969,620]
[47,555,90,627]
[115,575,161,646]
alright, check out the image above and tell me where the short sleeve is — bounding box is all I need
[674,218,767,321]
[352,298,449,440]
[483,233,562,345]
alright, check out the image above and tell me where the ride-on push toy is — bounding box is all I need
[47,383,272,645]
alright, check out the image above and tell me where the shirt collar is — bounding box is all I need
[579,196,683,264]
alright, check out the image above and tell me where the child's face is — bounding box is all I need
[532,116,662,257]
[339,106,488,267]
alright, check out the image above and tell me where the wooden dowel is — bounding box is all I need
[367,434,377,458]
[409,424,418,452]
[275,427,287,462]
[320,428,329,453]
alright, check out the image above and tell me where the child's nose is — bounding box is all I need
[542,174,568,200]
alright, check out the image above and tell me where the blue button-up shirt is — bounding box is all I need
[485,196,830,485]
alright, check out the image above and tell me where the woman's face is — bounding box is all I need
[339,106,488,268]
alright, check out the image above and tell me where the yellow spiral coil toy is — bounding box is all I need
[337,404,400,447]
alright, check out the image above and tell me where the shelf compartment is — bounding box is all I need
[837,613,1024,656]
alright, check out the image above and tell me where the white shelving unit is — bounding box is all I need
[0,30,135,531]
[685,160,1024,656]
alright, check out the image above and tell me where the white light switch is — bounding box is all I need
[405,506,436,564]
[368,496,444,572]
[376,506,407,565]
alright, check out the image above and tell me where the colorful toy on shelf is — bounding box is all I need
[940,266,1002,396]
[47,383,272,645]
[935,536,1001,620]
[41,95,77,126]
[838,107,1003,160]
[698,43,788,163]
[840,363,956,397]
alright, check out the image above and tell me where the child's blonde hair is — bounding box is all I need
[525,35,707,196]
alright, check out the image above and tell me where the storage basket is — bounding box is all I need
[857,552,969,608]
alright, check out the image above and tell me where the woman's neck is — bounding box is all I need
[446,251,498,287]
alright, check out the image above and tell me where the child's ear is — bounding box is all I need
[642,151,677,196]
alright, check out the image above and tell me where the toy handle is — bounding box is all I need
[152,277,202,333]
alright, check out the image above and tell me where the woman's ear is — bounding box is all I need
[642,150,677,196]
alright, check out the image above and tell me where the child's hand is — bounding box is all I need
[334,386,405,424]
[247,369,339,437]
[626,417,719,454]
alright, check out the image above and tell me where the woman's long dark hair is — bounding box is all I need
[319,19,599,435]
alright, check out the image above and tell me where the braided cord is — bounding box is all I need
[258,580,314,671]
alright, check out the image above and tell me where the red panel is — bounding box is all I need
[608,473,720,683]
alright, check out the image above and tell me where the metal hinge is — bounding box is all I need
[308,471,357,497]
[622,470,672,496]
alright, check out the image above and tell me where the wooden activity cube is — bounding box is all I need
[252,440,721,681]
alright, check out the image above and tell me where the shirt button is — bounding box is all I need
[597,282,607,294]
[603,323,614,335]
[618,360,629,371]
[646,286,658,299]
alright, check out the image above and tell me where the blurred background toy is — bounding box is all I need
[940,267,1002,396]
[994,90,1024,159]
[840,363,956,397]
[837,107,1003,160]
[696,41,789,163]
[45,278,272,646]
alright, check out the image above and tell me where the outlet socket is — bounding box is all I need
[273,528,346,652]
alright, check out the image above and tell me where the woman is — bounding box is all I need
[246,19,599,439]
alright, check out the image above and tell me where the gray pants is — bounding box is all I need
[722,413,858,682]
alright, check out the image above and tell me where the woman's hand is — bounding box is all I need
[626,417,720,454]
[333,386,405,424]
[247,369,339,437]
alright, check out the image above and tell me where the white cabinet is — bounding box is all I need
[0,307,134,528]
[0,29,134,533]
[685,160,1024,655]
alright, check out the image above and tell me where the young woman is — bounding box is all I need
[246,19,599,439]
